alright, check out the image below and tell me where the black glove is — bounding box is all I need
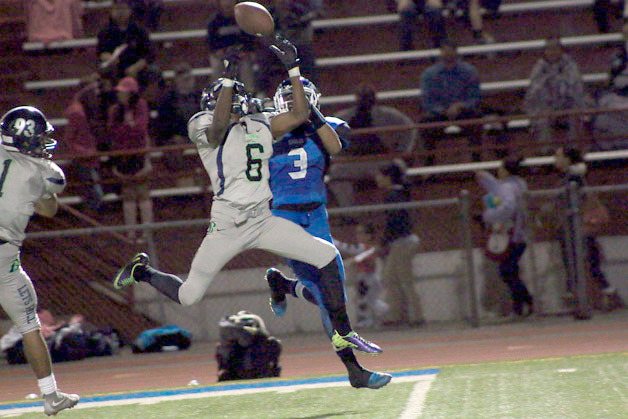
[268,34,300,70]
[221,46,241,80]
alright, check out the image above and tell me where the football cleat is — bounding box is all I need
[265,268,288,317]
[349,369,392,390]
[113,253,149,289]
[43,391,79,416]
[331,330,382,354]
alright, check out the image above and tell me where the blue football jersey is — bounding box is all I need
[269,117,348,207]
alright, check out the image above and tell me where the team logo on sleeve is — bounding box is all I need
[9,258,20,273]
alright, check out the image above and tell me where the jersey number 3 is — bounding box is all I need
[245,143,264,181]
[288,147,307,180]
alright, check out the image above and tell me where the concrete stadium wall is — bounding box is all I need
[133,235,628,342]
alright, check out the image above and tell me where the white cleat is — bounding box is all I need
[43,391,80,416]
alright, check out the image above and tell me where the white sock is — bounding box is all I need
[38,374,57,396]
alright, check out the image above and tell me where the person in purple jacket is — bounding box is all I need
[476,156,534,317]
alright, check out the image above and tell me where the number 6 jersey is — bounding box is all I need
[187,110,277,211]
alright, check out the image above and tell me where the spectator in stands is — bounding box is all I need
[127,0,163,31]
[336,83,418,156]
[591,21,628,151]
[207,0,257,90]
[107,76,153,242]
[420,40,482,164]
[255,0,323,96]
[553,146,624,311]
[25,0,84,44]
[467,0,499,45]
[476,156,534,317]
[375,161,424,328]
[592,0,626,33]
[153,62,200,184]
[328,84,418,207]
[97,0,154,86]
[397,0,448,50]
[63,77,116,211]
[609,21,628,94]
[335,223,389,329]
[523,37,586,150]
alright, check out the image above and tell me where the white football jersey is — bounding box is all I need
[187,111,277,210]
[0,147,66,246]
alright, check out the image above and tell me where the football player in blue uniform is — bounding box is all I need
[265,78,392,389]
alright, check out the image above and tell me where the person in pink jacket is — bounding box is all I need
[107,76,153,242]
[26,0,83,44]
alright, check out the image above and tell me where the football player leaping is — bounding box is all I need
[265,78,392,389]
[113,35,383,360]
[0,106,80,415]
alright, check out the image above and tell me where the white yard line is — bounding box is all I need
[398,376,437,419]
[0,373,438,417]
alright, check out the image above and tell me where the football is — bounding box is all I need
[234,2,275,37]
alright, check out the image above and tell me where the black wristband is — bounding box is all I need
[310,104,327,130]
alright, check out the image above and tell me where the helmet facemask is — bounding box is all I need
[273,78,321,113]
[201,79,254,116]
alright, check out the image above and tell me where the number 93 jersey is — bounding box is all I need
[0,147,66,246]
[187,111,276,210]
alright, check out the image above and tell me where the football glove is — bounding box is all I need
[221,46,241,80]
[268,34,300,70]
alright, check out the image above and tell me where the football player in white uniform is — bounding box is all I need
[0,106,79,415]
[113,35,382,356]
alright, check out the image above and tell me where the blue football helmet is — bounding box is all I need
[200,78,254,116]
[273,77,321,113]
[0,106,57,159]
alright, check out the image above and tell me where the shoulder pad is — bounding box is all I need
[187,111,214,146]
[43,161,66,195]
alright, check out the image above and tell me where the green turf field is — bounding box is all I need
[8,353,627,418]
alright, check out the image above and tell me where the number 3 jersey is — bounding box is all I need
[187,110,276,211]
[0,147,66,246]
[269,117,348,208]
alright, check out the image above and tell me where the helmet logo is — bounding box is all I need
[12,118,36,138]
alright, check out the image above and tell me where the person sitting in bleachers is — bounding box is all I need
[329,84,418,207]
[127,0,163,31]
[609,21,628,94]
[207,0,257,90]
[337,83,418,156]
[256,0,323,96]
[591,23,628,151]
[153,62,200,184]
[397,0,448,50]
[63,76,116,211]
[97,0,154,87]
[25,0,84,44]
[420,40,482,164]
[523,37,586,151]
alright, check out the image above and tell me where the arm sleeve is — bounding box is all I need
[42,162,66,196]
[187,111,215,148]
[420,69,443,115]
[463,66,481,110]
[477,171,500,194]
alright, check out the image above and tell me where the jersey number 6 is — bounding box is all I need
[245,143,264,181]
